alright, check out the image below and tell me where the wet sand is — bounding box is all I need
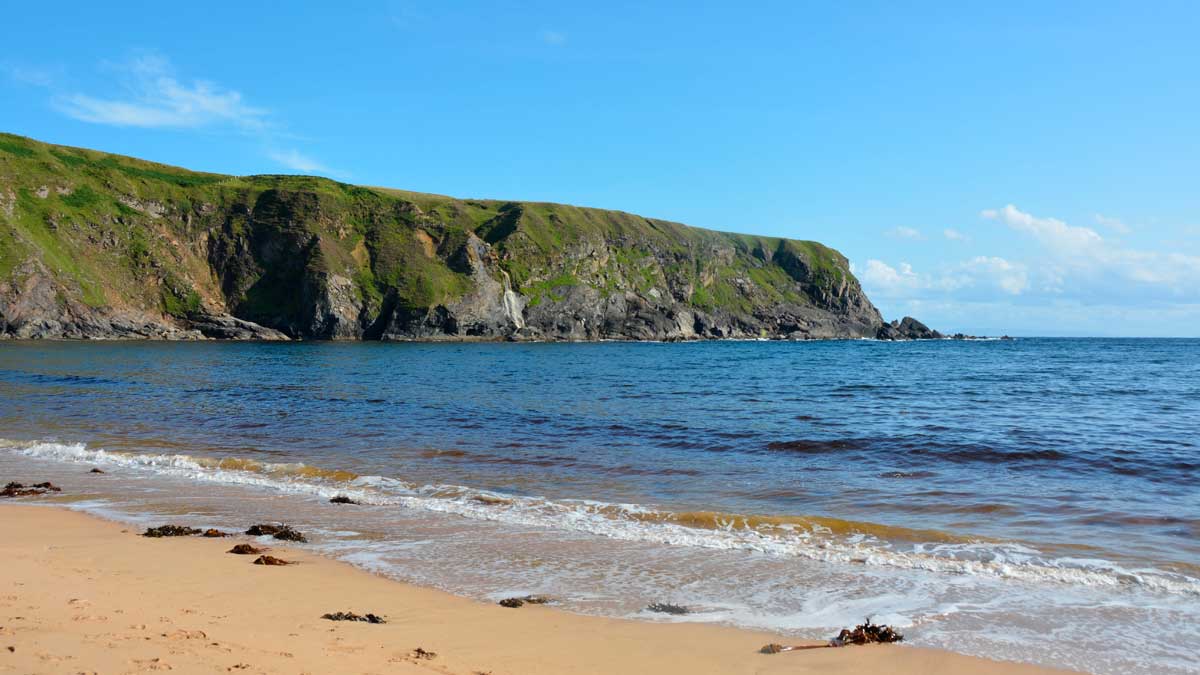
[0,504,1079,674]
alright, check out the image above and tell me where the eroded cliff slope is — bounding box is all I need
[0,133,898,341]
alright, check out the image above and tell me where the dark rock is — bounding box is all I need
[876,316,944,341]
[202,529,230,538]
[184,313,289,341]
[253,555,290,566]
[498,598,525,608]
[646,602,689,615]
[143,525,203,538]
[228,544,265,555]
[321,611,385,624]
[1,481,61,497]
[89,468,105,474]
[329,495,358,505]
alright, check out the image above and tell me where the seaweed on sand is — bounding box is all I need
[411,647,437,660]
[1,481,61,497]
[646,602,689,615]
[497,595,551,608]
[228,544,266,555]
[142,525,203,537]
[246,523,308,542]
[761,618,903,654]
[832,618,904,645]
[321,611,385,624]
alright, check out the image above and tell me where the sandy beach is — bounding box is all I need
[0,504,1077,675]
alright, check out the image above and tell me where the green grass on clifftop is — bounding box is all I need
[0,132,868,327]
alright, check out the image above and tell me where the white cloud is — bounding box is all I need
[943,228,969,241]
[957,256,1028,295]
[267,149,333,175]
[1093,213,1132,234]
[887,226,923,240]
[540,30,567,45]
[860,206,1200,335]
[981,204,1104,252]
[981,204,1200,297]
[855,260,921,296]
[53,54,266,130]
[857,256,1026,300]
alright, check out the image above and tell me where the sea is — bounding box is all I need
[0,338,1196,674]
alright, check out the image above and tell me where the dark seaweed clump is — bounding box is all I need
[498,595,552,608]
[143,525,203,538]
[2,481,61,497]
[253,555,290,566]
[646,602,689,615]
[761,617,904,655]
[322,611,385,624]
[329,495,359,505]
[246,523,308,542]
[228,544,266,555]
[832,618,904,645]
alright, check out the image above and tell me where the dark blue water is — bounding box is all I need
[1,339,1198,674]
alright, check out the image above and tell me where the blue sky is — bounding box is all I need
[2,2,1198,336]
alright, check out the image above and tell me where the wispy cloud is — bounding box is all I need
[1093,213,1132,234]
[2,62,60,88]
[52,54,266,130]
[540,29,567,46]
[267,149,334,175]
[943,228,969,241]
[16,52,337,177]
[886,226,923,240]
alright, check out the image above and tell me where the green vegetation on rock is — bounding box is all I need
[0,132,884,341]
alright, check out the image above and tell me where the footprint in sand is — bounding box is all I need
[132,656,173,670]
[163,629,207,641]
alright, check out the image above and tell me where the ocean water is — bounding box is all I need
[1,339,1197,674]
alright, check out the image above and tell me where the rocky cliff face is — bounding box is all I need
[0,133,923,342]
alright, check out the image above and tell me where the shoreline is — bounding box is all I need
[0,504,1078,674]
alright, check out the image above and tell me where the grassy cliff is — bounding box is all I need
[0,132,884,341]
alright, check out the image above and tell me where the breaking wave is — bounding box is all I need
[6,438,1199,598]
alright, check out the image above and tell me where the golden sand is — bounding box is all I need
[0,505,1078,674]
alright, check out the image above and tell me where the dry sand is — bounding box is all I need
[0,504,1078,674]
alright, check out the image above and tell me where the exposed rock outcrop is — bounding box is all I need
[184,313,289,341]
[0,132,944,342]
[877,316,943,341]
